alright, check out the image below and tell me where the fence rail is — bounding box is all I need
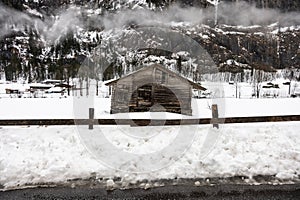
[0,115,299,127]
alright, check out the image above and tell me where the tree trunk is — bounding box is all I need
[288,81,291,96]
[96,80,99,96]
[67,78,70,96]
[80,78,83,96]
[86,77,89,96]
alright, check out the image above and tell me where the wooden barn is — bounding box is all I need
[105,64,206,115]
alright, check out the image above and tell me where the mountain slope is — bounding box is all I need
[0,0,299,82]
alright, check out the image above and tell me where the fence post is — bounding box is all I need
[89,108,94,130]
[212,104,219,129]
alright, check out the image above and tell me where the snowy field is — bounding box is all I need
[0,97,299,119]
[0,122,299,190]
[0,80,299,190]
[0,79,299,119]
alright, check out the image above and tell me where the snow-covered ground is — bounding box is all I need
[0,122,299,190]
[0,97,299,119]
[0,80,299,190]
[0,79,299,120]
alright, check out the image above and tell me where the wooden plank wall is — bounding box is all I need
[110,66,193,115]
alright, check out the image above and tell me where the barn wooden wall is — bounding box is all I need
[110,65,193,115]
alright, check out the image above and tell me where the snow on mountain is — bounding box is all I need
[0,0,299,85]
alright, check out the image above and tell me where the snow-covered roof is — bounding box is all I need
[5,84,30,92]
[29,83,53,89]
[46,87,64,93]
[42,79,63,84]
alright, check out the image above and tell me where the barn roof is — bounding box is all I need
[105,64,206,91]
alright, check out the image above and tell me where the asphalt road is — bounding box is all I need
[1,184,300,200]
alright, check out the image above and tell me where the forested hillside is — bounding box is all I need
[0,0,299,83]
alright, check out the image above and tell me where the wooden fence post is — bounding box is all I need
[89,108,94,130]
[212,104,219,129]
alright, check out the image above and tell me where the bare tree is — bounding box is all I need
[252,69,263,98]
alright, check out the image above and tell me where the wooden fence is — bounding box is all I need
[0,116,299,127]
[0,105,299,128]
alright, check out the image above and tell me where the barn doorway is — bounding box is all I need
[129,84,181,114]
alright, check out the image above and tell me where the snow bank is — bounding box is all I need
[0,122,299,189]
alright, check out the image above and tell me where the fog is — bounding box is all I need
[0,5,85,43]
[0,1,299,43]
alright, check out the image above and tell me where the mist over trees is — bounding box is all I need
[0,0,299,83]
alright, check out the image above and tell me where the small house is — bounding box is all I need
[105,64,206,115]
[29,83,53,98]
[29,84,53,91]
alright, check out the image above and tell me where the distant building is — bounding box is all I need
[106,64,206,115]
[29,84,53,91]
